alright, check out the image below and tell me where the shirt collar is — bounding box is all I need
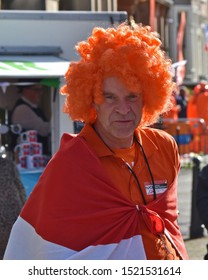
[134,127,158,158]
[79,124,113,158]
[79,124,158,159]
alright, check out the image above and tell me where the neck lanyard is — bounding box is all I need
[124,136,156,205]
[93,125,156,204]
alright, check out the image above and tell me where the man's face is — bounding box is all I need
[23,85,43,105]
[94,76,143,149]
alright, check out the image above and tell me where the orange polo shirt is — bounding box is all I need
[80,124,181,259]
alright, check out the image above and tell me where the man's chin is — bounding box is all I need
[112,123,136,134]
[111,129,135,140]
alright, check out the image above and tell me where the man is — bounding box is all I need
[196,164,208,260]
[11,80,51,155]
[192,80,208,126]
[196,164,208,231]
[4,23,188,260]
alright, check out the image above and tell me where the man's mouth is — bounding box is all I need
[114,119,133,123]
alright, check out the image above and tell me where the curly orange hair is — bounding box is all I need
[61,22,175,126]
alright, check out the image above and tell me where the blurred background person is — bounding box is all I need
[176,85,189,118]
[191,80,208,126]
[11,80,51,155]
[189,80,208,153]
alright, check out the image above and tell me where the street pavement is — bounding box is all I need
[184,236,208,260]
[178,167,208,260]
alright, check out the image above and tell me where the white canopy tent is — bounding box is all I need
[0,55,69,83]
[0,54,71,153]
[0,54,70,96]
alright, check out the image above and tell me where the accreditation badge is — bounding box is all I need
[144,180,167,195]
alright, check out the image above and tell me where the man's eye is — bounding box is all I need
[105,95,113,99]
[128,95,139,101]
[104,95,115,102]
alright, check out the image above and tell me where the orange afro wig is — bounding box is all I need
[61,22,175,126]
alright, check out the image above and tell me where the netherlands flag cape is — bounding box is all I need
[4,133,188,260]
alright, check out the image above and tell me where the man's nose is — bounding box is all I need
[115,100,130,115]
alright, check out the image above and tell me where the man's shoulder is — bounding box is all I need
[12,98,32,113]
[137,126,178,152]
[55,132,95,161]
[58,133,79,152]
[140,126,175,141]
[200,164,208,180]
[13,98,28,107]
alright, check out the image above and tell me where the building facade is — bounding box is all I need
[1,0,208,84]
[169,0,208,84]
